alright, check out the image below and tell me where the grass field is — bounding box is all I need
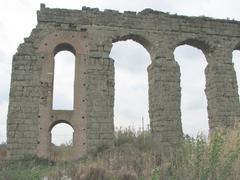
[1,128,240,179]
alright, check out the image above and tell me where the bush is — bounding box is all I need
[0,156,52,180]
[91,128,240,179]
[114,128,136,147]
[0,142,6,148]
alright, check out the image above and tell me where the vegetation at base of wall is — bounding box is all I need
[0,142,6,148]
[1,128,240,179]
[0,156,53,180]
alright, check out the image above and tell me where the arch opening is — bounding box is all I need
[52,50,75,110]
[174,45,209,137]
[109,39,151,133]
[232,50,240,99]
[50,122,74,161]
[112,34,152,54]
[50,121,74,146]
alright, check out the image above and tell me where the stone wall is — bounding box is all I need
[7,3,240,159]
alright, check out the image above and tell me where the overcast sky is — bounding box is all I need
[1,0,240,145]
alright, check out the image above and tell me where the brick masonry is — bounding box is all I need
[7,4,240,159]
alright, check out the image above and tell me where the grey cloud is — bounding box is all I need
[187,99,207,111]
[174,45,207,64]
[110,40,151,74]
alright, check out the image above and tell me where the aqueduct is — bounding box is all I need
[7,4,240,159]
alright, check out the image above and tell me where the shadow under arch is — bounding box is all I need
[53,43,76,56]
[49,119,74,132]
[112,34,152,55]
[175,38,210,56]
[233,41,240,51]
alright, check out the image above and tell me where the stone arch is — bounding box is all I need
[109,37,151,131]
[232,50,240,90]
[233,41,240,51]
[49,119,74,132]
[231,41,240,128]
[174,43,209,136]
[112,34,153,56]
[175,38,210,56]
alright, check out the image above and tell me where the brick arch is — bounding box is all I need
[52,44,76,110]
[37,31,88,55]
[49,120,75,161]
[53,43,76,56]
[35,31,88,160]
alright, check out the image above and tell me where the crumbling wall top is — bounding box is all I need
[38,3,240,24]
[37,4,240,38]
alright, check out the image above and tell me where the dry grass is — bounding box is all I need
[45,128,240,179]
[1,128,240,179]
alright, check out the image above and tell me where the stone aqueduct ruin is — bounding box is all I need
[7,4,240,159]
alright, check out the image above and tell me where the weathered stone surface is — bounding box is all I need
[7,4,240,159]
